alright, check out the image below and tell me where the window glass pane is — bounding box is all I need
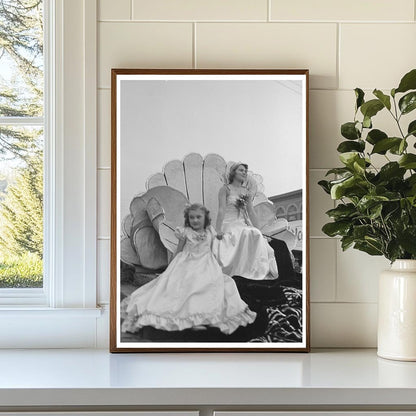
[0,126,43,288]
[0,0,44,117]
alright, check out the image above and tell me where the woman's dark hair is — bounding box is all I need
[184,203,211,228]
[228,163,248,184]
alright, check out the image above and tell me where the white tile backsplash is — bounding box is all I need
[309,170,334,237]
[98,169,111,239]
[196,23,338,89]
[98,22,193,88]
[96,3,415,347]
[132,0,268,21]
[98,89,111,168]
[97,239,110,304]
[336,245,390,303]
[98,0,131,21]
[270,0,414,22]
[309,90,353,169]
[311,303,378,347]
[310,239,336,302]
[340,24,416,90]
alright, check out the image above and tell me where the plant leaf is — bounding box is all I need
[399,91,416,115]
[325,167,351,176]
[360,99,384,119]
[373,89,391,110]
[355,88,365,110]
[326,203,357,219]
[322,221,351,237]
[337,140,365,153]
[341,122,360,140]
[389,139,408,155]
[395,69,416,94]
[378,162,406,181]
[398,227,416,255]
[366,129,387,145]
[330,176,354,200]
[353,224,373,239]
[318,180,331,194]
[362,116,372,129]
[407,120,416,137]
[399,154,416,169]
[330,175,367,200]
[371,137,402,154]
[339,152,360,167]
[386,240,402,262]
[357,195,389,212]
[369,203,383,219]
[354,241,383,256]
[341,235,355,251]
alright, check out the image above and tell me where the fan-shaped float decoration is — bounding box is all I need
[124,186,188,270]
[121,153,288,271]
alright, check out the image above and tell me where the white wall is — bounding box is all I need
[96,0,416,348]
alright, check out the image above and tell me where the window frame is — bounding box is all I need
[0,0,100,348]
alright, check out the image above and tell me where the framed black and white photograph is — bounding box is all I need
[110,69,309,352]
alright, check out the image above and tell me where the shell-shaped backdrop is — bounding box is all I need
[121,153,295,271]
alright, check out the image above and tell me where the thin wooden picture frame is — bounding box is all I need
[110,69,310,352]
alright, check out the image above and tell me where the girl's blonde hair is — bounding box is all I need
[184,203,211,228]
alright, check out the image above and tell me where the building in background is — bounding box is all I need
[270,190,302,222]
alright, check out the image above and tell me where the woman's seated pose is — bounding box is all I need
[213,163,279,281]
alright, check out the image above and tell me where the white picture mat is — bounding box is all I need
[115,73,308,350]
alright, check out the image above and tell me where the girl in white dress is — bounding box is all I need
[214,163,279,281]
[121,203,256,335]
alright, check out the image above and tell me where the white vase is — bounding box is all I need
[378,259,416,361]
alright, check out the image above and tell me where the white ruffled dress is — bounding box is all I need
[121,225,256,335]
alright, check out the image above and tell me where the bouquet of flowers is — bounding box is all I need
[235,193,250,210]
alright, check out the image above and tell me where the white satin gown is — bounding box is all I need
[213,187,279,280]
[121,225,256,335]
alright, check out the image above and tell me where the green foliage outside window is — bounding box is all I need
[0,0,44,288]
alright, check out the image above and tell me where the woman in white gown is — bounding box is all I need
[213,163,279,281]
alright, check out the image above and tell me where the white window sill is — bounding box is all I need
[0,307,102,316]
[0,307,104,348]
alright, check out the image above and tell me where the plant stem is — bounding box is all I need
[390,96,407,139]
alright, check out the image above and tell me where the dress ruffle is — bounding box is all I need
[121,301,256,335]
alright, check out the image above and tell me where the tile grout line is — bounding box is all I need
[96,87,376,92]
[334,230,339,303]
[97,19,415,24]
[130,0,133,20]
[193,22,197,68]
[311,301,378,305]
[267,0,271,22]
[309,236,338,239]
[336,22,340,90]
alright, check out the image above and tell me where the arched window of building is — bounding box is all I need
[276,206,286,219]
[287,204,298,222]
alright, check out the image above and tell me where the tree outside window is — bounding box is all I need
[0,0,44,288]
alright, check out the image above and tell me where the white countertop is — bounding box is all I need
[0,348,416,408]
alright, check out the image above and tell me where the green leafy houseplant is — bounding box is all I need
[319,69,416,262]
